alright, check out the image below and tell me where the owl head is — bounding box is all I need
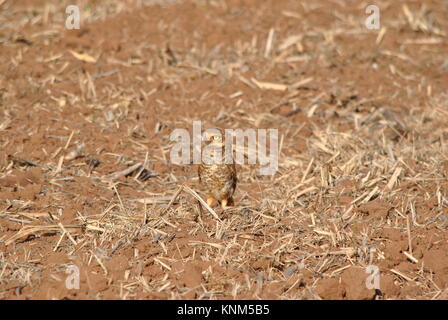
[203,128,226,148]
[201,127,235,164]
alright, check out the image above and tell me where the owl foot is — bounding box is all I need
[221,198,231,210]
[206,197,217,207]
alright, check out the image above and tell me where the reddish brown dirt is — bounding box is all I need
[1,0,448,299]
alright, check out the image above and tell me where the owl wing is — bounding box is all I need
[228,162,237,191]
[198,164,204,183]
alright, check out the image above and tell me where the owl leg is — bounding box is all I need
[221,198,229,209]
[206,196,217,207]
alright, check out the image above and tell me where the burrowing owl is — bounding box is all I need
[198,128,237,209]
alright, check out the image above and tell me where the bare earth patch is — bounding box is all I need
[1,0,448,299]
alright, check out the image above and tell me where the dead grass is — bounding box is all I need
[0,0,448,299]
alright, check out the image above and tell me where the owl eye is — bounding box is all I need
[213,135,222,141]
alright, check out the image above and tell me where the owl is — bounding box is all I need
[198,128,237,209]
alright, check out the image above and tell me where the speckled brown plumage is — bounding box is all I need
[198,129,237,209]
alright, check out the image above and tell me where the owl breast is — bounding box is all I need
[198,163,237,201]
